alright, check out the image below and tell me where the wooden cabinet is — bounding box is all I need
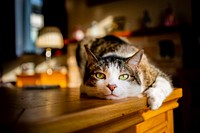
[131,94,178,133]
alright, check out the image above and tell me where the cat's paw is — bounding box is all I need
[144,88,165,110]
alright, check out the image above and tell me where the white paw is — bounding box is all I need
[144,88,165,110]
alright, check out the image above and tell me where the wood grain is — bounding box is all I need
[0,86,182,133]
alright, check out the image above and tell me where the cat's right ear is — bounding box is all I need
[84,45,98,65]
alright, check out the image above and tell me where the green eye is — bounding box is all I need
[119,74,129,80]
[95,72,106,79]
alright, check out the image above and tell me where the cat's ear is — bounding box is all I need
[126,49,144,67]
[84,45,98,65]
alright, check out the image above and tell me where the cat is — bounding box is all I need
[76,35,173,110]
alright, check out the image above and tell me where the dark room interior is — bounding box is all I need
[0,0,199,132]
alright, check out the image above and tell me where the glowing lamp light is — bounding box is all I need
[35,26,64,74]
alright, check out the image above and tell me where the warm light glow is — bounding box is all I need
[73,29,85,41]
[46,49,51,57]
[35,26,64,75]
[36,26,64,49]
[46,68,53,75]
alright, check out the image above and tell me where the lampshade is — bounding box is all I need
[36,26,64,49]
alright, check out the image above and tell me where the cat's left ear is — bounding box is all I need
[84,45,98,66]
[126,49,144,67]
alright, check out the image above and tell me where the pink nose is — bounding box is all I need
[107,84,117,91]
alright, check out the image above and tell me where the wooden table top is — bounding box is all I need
[0,86,145,132]
[0,86,182,133]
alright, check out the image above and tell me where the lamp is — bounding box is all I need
[36,26,64,75]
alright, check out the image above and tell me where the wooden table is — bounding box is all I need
[0,86,182,133]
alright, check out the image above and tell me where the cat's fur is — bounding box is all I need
[76,35,173,110]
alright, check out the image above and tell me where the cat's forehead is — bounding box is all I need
[99,56,126,65]
[97,56,129,71]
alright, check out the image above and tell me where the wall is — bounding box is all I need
[65,0,192,38]
[0,0,16,63]
[43,0,68,38]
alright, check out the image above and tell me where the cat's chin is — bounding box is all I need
[104,94,125,100]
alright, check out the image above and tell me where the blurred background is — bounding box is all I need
[0,0,199,132]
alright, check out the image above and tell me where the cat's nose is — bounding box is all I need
[107,84,117,91]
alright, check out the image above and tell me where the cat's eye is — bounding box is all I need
[95,72,106,79]
[119,74,129,80]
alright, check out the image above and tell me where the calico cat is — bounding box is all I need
[76,35,173,110]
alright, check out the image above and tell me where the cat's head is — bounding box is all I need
[82,45,144,99]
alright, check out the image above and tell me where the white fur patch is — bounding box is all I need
[144,76,173,110]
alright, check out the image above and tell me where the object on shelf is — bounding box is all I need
[163,3,178,27]
[141,10,152,28]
